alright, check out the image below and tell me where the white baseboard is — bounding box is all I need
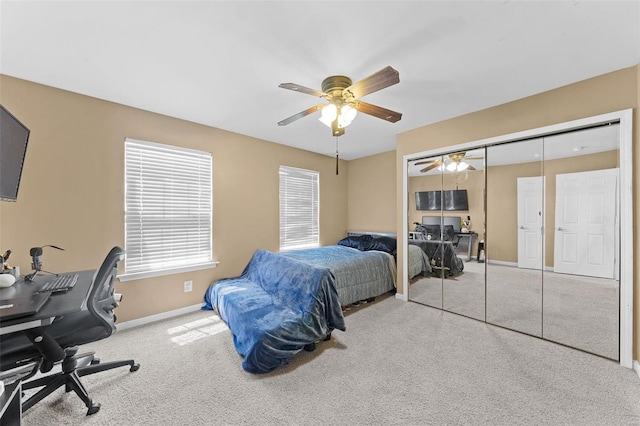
[116,303,204,331]
[486,260,555,271]
[633,360,640,380]
[486,259,517,267]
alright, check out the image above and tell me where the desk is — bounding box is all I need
[0,270,95,424]
[0,270,95,336]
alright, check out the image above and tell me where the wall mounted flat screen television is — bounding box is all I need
[0,104,30,202]
[415,190,468,211]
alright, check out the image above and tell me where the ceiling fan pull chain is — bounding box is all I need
[335,137,339,175]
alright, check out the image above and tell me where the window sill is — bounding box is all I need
[117,261,219,282]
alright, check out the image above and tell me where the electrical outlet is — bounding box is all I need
[184,280,193,292]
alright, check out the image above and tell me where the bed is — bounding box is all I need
[408,243,431,279]
[408,223,465,277]
[282,234,431,305]
[409,239,464,277]
[203,250,344,374]
[280,245,394,306]
[202,234,430,373]
[319,233,430,304]
[344,232,431,282]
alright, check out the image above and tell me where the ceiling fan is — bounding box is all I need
[277,66,402,137]
[415,152,484,173]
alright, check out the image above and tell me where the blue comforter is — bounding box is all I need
[202,249,345,374]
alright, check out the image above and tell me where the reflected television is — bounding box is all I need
[415,190,468,211]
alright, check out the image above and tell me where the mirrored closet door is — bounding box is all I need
[407,154,444,309]
[540,124,620,359]
[407,150,486,321]
[441,150,485,321]
[486,139,544,337]
[405,115,626,364]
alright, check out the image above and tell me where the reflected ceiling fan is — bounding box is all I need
[415,152,484,173]
[277,66,402,137]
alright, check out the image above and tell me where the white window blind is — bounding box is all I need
[124,138,212,275]
[279,166,319,251]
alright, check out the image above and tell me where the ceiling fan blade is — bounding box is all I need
[467,165,477,171]
[278,83,327,98]
[414,160,436,166]
[464,156,485,160]
[420,162,442,173]
[356,101,402,123]
[343,66,400,100]
[277,104,325,126]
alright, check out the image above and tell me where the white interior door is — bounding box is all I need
[554,169,618,278]
[517,176,544,269]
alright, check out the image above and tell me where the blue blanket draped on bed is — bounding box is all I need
[203,249,345,374]
[280,245,396,306]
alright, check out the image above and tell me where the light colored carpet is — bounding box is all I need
[410,261,619,359]
[21,295,640,425]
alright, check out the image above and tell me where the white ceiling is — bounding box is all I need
[1,1,638,161]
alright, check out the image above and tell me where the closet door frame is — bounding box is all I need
[401,108,633,369]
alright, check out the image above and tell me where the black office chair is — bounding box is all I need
[0,246,139,415]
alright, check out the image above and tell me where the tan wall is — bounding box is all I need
[347,150,396,233]
[396,65,639,360]
[0,75,348,322]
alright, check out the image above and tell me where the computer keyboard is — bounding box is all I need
[40,273,79,292]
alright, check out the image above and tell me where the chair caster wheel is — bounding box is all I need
[130,363,140,372]
[303,342,316,352]
[323,333,332,341]
[87,403,101,415]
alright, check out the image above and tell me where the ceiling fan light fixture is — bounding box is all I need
[319,104,338,127]
[445,161,470,172]
[339,104,357,127]
[320,103,358,130]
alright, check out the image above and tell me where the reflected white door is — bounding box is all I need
[554,169,617,278]
[517,177,544,269]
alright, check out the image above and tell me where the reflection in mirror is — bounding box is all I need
[404,113,629,365]
[541,124,620,360]
[407,149,486,321]
[407,154,444,309]
[441,149,485,320]
[486,139,543,337]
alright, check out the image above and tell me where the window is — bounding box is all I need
[123,138,213,279]
[279,166,319,251]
